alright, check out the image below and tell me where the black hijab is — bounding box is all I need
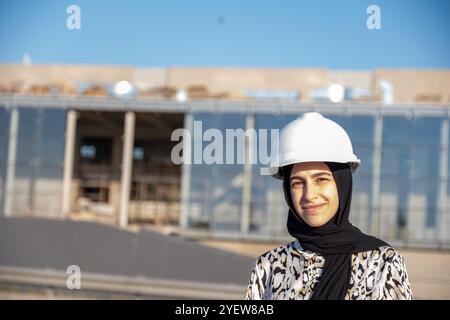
[281,162,388,300]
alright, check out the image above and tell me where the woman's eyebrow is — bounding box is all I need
[290,171,332,181]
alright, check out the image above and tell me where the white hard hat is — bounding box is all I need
[268,112,361,179]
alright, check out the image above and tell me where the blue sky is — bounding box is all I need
[0,0,449,69]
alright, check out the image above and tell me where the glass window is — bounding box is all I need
[39,137,65,169]
[381,145,411,178]
[412,147,440,179]
[42,109,67,137]
[414,117,441,147]
[9,108,66,217]
[187,113,246,232]
[328,115,374,146]
[410,179,439,228]
[383,117,413,146]
[380,117,441,244]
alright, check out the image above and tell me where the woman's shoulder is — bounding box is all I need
[358,245,406,265]
[375,245,402,257]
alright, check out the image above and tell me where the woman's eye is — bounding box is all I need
[317,178,328,183]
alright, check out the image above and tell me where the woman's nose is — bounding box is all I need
[302,182,318,202]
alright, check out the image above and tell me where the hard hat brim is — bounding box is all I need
[268,159,361,180]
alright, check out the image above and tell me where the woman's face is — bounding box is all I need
[289,162,339,227]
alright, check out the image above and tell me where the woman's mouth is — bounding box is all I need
[302,203,325,214]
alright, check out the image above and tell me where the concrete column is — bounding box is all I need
[371,113,383,236]
[61,110,78,219]
[4,107,19,217]
[240,113,255,234]
[27,108,44,217]
[180,113,193,230]
[119,111,135,228]
[438,118,449,245]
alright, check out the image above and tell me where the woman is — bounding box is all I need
[244,112,413,300]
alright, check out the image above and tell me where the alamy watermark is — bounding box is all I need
[66,5,81,30]
[66,265,81,290]
[170,121,280,175]
[367,5,381,30]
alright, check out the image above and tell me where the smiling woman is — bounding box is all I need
[244,113,413,300]
[288,162,339,227]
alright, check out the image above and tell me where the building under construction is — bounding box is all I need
[1,65,450,248]
[1,65,450,299]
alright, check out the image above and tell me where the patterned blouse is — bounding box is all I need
[244,239,413,300]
